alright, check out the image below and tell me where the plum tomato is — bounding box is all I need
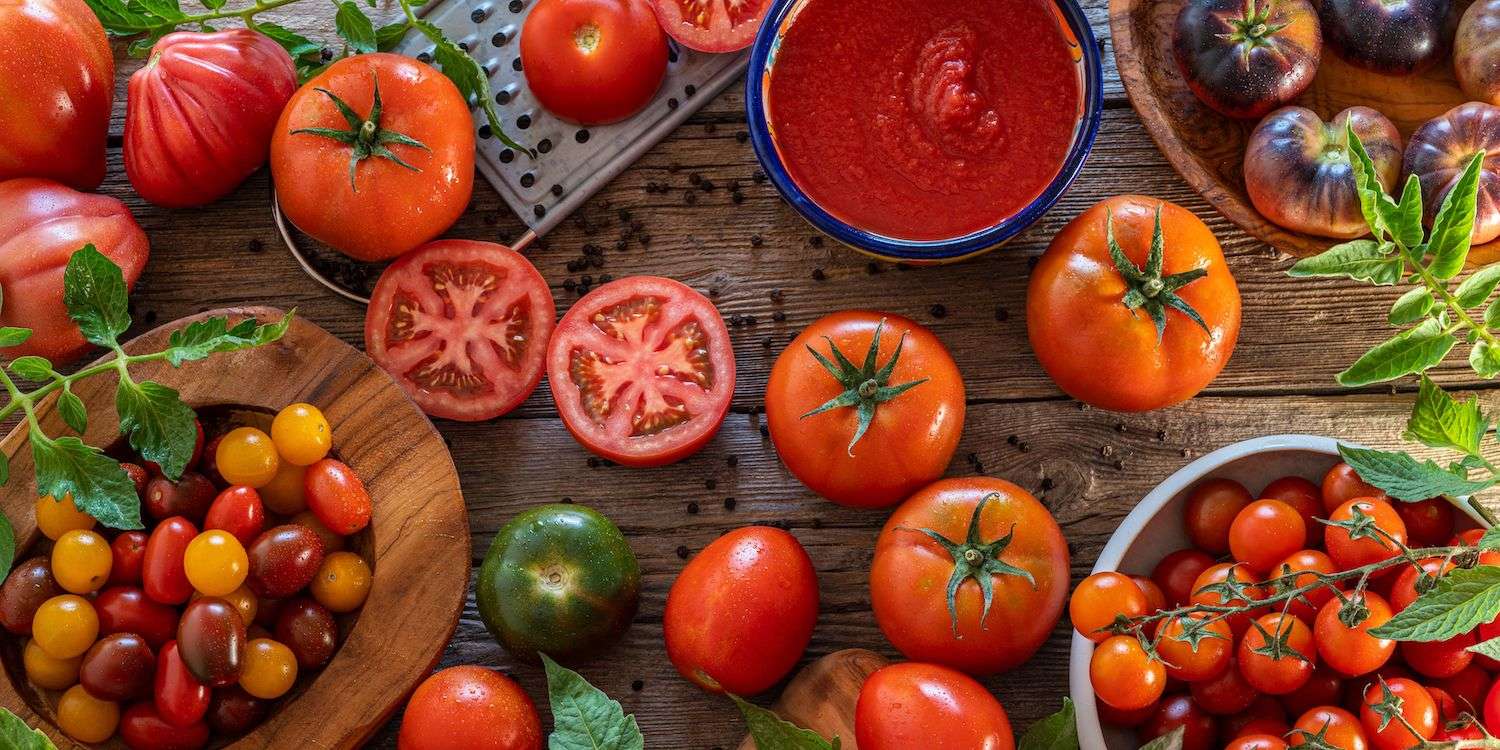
[110,531,148,586]
[239,638,297,699]
[477,504,639,662]
[1319,0,1451,75]
[1273,549,1342,623]
[665,526,816,694]
[35,494,95,539]
[1400,633,1476,680]
[521,0,667,125]
[207,686,268,736]
[766,311,964,508]
[1153,548,1216,607]
[1069,572,1148,642]
[1191,658,1257,715]
[854,662,1014,750]
[1172,0,1320,119]
[1315,592,1396,677]
[648,0,770,52]
[155,641,210,728]
[364,240,556,421]
[1228,735,1290,750]
[1230,499,1307,574]
[24,638,81,690]
[33,594,98,659]
[1184,478,1253,554]
[0,557,61,635]
[274,597,337,670]
[51,528,112,594]
[96,586,179,649]
[1359,678,1437,750]
[1405,103,1500,247]
[304,458,371,535]
[269,402,330,465]
[80,632,155,702]
[1325,498,1407,570]
[215,427,279,488]
[259,461,307,515]
[1290,706,1369,750]
[1190,562,1264,637]
[1239,613,1317,695]
[1457,0,1500,105]
[246,524,325,598]
[1139,694,1217,750]
[1132,575,1167,612]
[400,666,543,750]
[1261,476,1324,530]
[1091,635,1166,711]
[1393,497,1455,547]
[145,471,217,523]
[204,486,265,547]
[871,478,1069,676]
[144,517,199,605]
[57,683,120,744]
[291,510,346,553]
[1283,666,1346,719]
[178,597,247,687]
[310,551,372,613]
[1159,612,1233,681]
[547,276,735,467]
[118,700,210,750]
[1322,463,1388,513]
[183,530,249,598]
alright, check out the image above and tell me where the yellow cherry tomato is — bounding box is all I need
[51,529,112,594]
[57,684,119,743]
[311,552,372,613]
[184,530,249,597]
[261,460,308,515]
[216,427,280,488]
[271,403,332,466]
[240,638,298,699]
[33,595,98,659]
[195,585,258,625]
[291,511,346,553]
[24,638,81,690]
[35,495,95,540]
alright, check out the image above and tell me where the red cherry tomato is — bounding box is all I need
[398,666,542,750]
[1437,664,1490,714]
[154,641,209,729]
[143,517,199,605]
[1190,562,1264,637]
[1139,694,1217,750]
[1091,635,1166,711]
[1426,686,1460,723]
[520,0,668,125]
[1322,463,1388,512]
[1191,658,1257,715]
[1325,498,1407,570]
[1239,613,1318,695]
[1393,497,1456,547]
[1359,678,1437,750]
[1283,666,1345,720]
[1261,475,1323,533]
[1184,478,1253,554]
[854,662,1014,750]
[1228,735,1290,750]
[203,486,266,547]
[1290,706,1369,750]
[1230,499,1308,574]
[1314,592,1396,677]
[1400,632,1476,680]
[118,700,210,750]
[1158,613,1233,681]
[1069,572,1148,642]
[1389,558,1452,612]
[95,586,179,649]
[109,532,148,586]
[1153,548,1216,607]
[1274,549,1343,623]
[303,459,371,535]
[1226,697,1291,739]
[1131,575,1167,612]
[1477,615,1500,670]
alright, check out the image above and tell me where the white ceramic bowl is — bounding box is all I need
[1067,434,1489,750]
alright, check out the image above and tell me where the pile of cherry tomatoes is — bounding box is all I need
[1071,461,1500,750]
[0,402,373,747]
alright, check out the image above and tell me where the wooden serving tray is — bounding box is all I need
[1110,0,1500,264]
[0,307,470,749]
[736,649,889,750]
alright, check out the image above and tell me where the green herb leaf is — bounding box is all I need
[733,696,839,750]
[1480,527,1500,550]
[1385,174,1426,250]
[1456,264,1500,308]
[1337,444,1495,501]
[1404,376,1489,455]
[116,379,197,481]
[1428,151,1488,280]
[257,21,323,60]
[1487,297,1500,328]
[163,313,293,367]
[0,707,55,750]
[83,0,164,35]
[1388,288,1435,324]
[0,511,14,583]
[1018,699,1079,750]
[334,1,376,53]
[541,653,645,750]
[1472,340,1500,378]
[1288,240,1402,285]
[1370,565,1500,641]
[1138,726,1185,750]
[63,245,130,349]
[58,390,87,435]
[376,21,409,51]
[200,0,225,10]
[31,433,141,530]
[1468,636,1500,660]
[8,356,54,382]
[125,28,169,57]
[1347,127,1394,241]
[1336,319,1456,386]
[0,327,33,348]
[414,19,529,154]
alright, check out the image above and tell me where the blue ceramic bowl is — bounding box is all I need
[745,0,1104,264]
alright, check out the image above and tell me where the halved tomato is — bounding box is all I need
[648,0,770,53]
[546,276,734,467]
[364,240,556,421]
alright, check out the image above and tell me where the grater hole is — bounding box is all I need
[500,149,515,163]
[667,98,679,110]
[508,0,522,11]
[517,114,532,129]
[685,84,696,97]
[496,89,512,105]
[537,138,553,154]
[551,184,563,197]
[478,124,492,139]
[491,31,507,46]
[470,7,488,22]
[512,57,523,71]
[534,205,546,218]
[520,172,535,188]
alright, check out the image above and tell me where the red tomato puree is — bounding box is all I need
[767,0,1083,241]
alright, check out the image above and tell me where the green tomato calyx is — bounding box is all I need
[1106,205,1212,343]
[900,493,1037,637]
[800,318,928,456]
[289,71,431,193]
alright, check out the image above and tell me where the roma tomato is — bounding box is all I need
[0,0,111,189]
[1027,196,1240,412]
[1359,678,1437,750]
[1325,498,1407,570]
[0,179,149,364]
[1092,635,1166,711]
[398,666,543,750]
[1322,463,1388,512]
[1290,706,1368,750]
[547,276,735,467]
[664,526,817,695]
[365,240,556,421]
[204,486,265,547]
[310,551,372,613]
[854,662,1014,750]
[766,311,964,508]
[272,53,474,262]
[96,586,179,649]
[1314,592,1395,677]
[246,524,325,598]
[304,459,371,535]
[521,0,667,124]
[1139,695,1217,750]
[177,597,246,687]
[0,557,61,635]
[1183,477,1252,554]
[110,532,148,586]
[1152,548,1216,607]
[648,0,771,52]
[871,478,1068,676]
[1230,499,1307,575]
[1069,572,1148,642]
[1238,613,1317,695]
[155,641,210,728]
[80,632,155,702]
[144,517,199,605]
[124,29,296,207]
[118,701,210,750]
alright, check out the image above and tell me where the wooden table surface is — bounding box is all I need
[79,0,1498,746]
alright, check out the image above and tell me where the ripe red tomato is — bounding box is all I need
[154,641,209,728]
[0,179,149,364]
[1190,562,1263,637]
[1153,548,1216,607]
[766,311,964,508]
[1484,679,1500,740]
[271,53,474,262]
[1228,735,1290,750]
[365,240,556,421]
[871,478,1069,676]
[1027,196,1241,411]
[1239,613,1318,695]
[521,0,667,124]
[96,586,179,649]
[1098,700,1159,727]
[399,666,542,750]
[1275,549,1342,623]
[1226,697,1291,739]
[1390,558,1452,612]
[0,0,111,189]
[547,276,734,467]
[1283,666,1345,719]
[1325,498,1407,570]
[1092,635,1166,711]
[1322,463,1388,513]
[663,526,817,695]
[1261,475,1323,529]
[854,662,1013,750]
[203,486,265,547]
[1159,613,1233,681]
[1314,592,1396,677]
[1183,478,1253,554]
[1191,658,1257,715]
[1132,575,1167,612]
[1393,497,1456,547]
[649,0,771,52]
[1400,633,1476,680]
[143,517,199,605]
[118,701,210,750]
[1230,499,1308,574]
[1438,664,1490,712]
[109,532,149,587]
[303,459,371,535]
[1070,572,1148,642]
[1290,706,1369,750]
[1139,694,1217,750]
[124,29,295,207]
[1359,678,1437,750]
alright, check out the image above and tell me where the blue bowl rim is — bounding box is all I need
[743,0,1105,262]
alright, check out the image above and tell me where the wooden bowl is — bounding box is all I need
[1110,0,1500,264]
[0,307,470,748]
[735,649,889,750]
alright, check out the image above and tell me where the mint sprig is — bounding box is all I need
[733,695,839,750]
[541,653,645,750]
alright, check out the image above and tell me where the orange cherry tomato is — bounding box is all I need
[1091,635,1166,710]
[1069,571,1148,642]
[1238,612,1317,695]
[1325,498,1407,570]
[1291,706,1369,750]
[1229,499,1308,575]
[1157,612,1232,681]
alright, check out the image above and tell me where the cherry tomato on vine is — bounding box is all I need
[1091,635,1165,710]
[1153,548,1216,607]
[1139,694,1218,750]
[51,529,112,594]
[1190,658,1257,715]
[1322,463,1388,512]
[1439,663,1490,712]
[1325,498,1407,570]
[1158,613,1232,681]
[1260,475,1323,529]
[521,0,668,125]
[854,662,1014,750]
[304,458,371,535]
[1392,497,1455,547]
[1274,549,1342,623]
[1183,478,1252,554]
[1314,592,1395,677]
[1230,499,1307,574]
[1290,706,1369,750]
[1070,572,1148,642]
[1400,632,1475,679]
[1283,666,1345,719]
[1131,575,1167,612]
[1359,678,1437,750]
[270,402,330,466]
[35,494,94,540]
[1228,735,1290,750]
[216,427,279,489]
[1190,562,1263,636]
[1238,613,1317,695]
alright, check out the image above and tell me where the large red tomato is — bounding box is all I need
[766,311,965,508]
[546,276,734,467]
[125,29,297,208]
[855,662,1014,750]
[365,240,555,421]
[521,0,667,125]
[663,526,818,695]
[871,477,1069,676]
[271,53,474,262]
[398,666,542,750]
[0,179,150,364]
[1027,196,1240,411]
[0,0,112,189]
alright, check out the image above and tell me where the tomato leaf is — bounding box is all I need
[0,327,31,348]
[1347,127,1397,242]
[116,378,197,481]
[1288,239,1402,285]
[1472,340,1500,378]
[0,707,55,750]
[1404,376,1490,455]
[1455,264,1500,308]
[1370,565,1500,642]
[541,653,645,750]
[1018,699,1079,750]
[82,0,165,35]
[0,510,14,584]
[8,356,54,383]
[131,0,183,22]
[30,432,141,530]
[63,245,130,349]
[1384,174,1426,251]
[733,695,839,750]
[256,21,323,61]
[1388,288,1435,325]
[1336,318,1456,386]
[375,21,409,51]
[1138,726,1185,750]
[58,390,87,435]
[334,1,376,54]
[162,313,292,367]
[1468,636,1500,660]
[1336,444,1494,501]
[413,19,530,155]
[1428,151,1487,281]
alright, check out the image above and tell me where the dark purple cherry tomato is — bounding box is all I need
[0,557,60,635]
[1396,497,1457,547]
[207,686,269,735]
[274,597,337,669]
[304,458,372,535]
[247,524,325,598]
[1320,0,1454,75]
[177,597,247,687]
[144,516,199,605]
[145,471,216,523]
[80,632,155,701]
[109,531,149,586]
[155,641,210,729]
[1173,0,1322,119]
[204,486,265,547]
[96,585,180,649]
[119,701,210,750]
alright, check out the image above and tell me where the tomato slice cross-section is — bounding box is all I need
[649,0,771,53]
[548,276,735,466]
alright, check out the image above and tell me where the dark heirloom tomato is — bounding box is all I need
[304,459,371,534]
[648,0,771,52]
[1245,107,1403,239]
[80,633,155,702]
[1405,103,1500,246]
[178,597,247,687]
[365,240,556,421]
[144,517,199,605]
[521,0,668,125]
[1319,0,1453,75]
[156,641,210,728]
[206,686,267,736]
[274,597,336,669]
[547,276,735,467]
[871,478,1068,676]
[96,586,179,649]
[1172,0,1321,119]
[246,524,325,598]
[119,701,210,750]
[854,663,1014,750]
[0,557,60,635]
[124,29,296,207]
[477,503,640,662]
[109,532,149,586]
[1457,0,1500,105]
[145,472,217,523]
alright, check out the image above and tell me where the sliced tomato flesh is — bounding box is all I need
[651,0,769,52]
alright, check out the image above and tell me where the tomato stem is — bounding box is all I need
[898,493,1037,637]
[799,318,929,456]
[1105,206,1211,343]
